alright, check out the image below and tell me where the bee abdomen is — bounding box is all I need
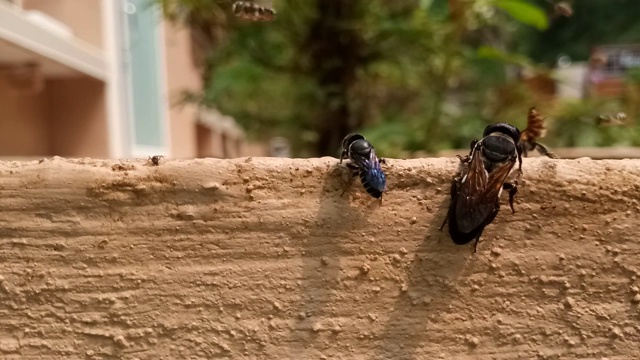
[359,171,383,198]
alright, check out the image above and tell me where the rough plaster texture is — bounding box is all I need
[0,156,639,359]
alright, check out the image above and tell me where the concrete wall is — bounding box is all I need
[0,157,638,359]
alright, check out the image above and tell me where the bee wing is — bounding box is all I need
[455,150,490,233]
[480,159,515,202]
[348,152,368,170]
[349,147,380,171]
[455,152,514,233]
[368,148,381,170]
[350,148,385,192]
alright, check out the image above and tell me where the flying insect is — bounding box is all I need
[440,123,521,253]
[339,133,387,199]
[232,1,276,21]
[596,112,629,127]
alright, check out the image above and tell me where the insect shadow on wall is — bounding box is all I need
[338,133,387,202]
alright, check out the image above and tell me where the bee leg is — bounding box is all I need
[503,182,518,213]
[473,235,481,254]
[472,226,488,253]
[469,139,478,152]
[379,158,386,165]
[439,216,448,231]
[517,151,523,175]
[339,148,350,164]
[346,163,359,170]
[534,143,559,159]
[340,171,359,197]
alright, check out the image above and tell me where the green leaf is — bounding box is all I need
[494,0,549,30]
[476,46,533,68]
[418,0,434,10]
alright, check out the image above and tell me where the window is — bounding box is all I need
[123,0,167,153]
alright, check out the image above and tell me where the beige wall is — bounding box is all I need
[46,78,109,158]
[0,76,108,158]
[162,22,201,158]
[1,158,639,358]
[22,0,103,49]
[0,77,50,156]
[195,124,213,157]
[161,21,262,159]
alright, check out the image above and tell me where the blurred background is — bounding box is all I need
[0,0,639,160]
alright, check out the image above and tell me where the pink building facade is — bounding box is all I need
[0,0,254,160]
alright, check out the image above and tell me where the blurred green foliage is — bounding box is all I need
[547,99,639,147]
[518,0,640,65]
[157,0,640,157]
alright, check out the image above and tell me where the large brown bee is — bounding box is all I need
[232,1,276,21]
[440,123,521,253]
[519,107,558,159]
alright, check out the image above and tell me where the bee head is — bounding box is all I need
[483,123,521,146]
[341,133,366,151]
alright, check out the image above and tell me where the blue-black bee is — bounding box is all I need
[148,155,164,166]
[440,123,522,253]
[339,133,387,199]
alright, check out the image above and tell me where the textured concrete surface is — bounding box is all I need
[0,156,639,359]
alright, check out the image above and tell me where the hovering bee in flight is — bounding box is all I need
[546,0,573,18]
[440,123,521,253]
[232,1,276,21]
[519,107,558,159]
[339,133,387,199]
[554,1,573,17]
[596,112,629,127]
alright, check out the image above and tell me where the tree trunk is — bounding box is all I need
[302,0,366,156]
